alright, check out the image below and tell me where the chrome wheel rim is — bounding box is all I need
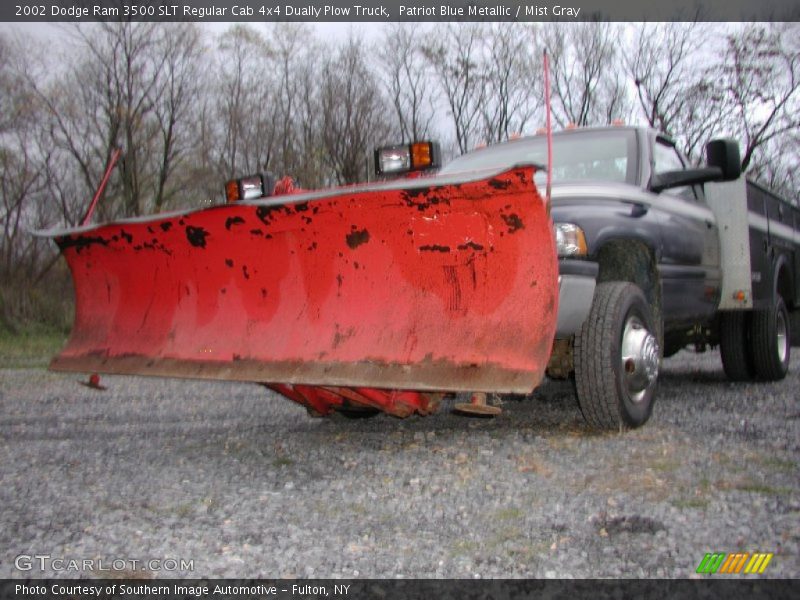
[776,308,788,364]
[620,316,660,403]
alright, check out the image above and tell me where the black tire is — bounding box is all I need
[751,295,791,381]
[574,282,660,430]
[720,311,755,381]
[790,309,800,348]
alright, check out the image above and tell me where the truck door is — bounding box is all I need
[651,137,721,326]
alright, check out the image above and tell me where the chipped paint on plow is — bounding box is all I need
[48,166,558,396]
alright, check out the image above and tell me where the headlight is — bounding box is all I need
[554,223,588,257]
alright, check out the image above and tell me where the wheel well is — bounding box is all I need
[776,261,794,309]
[595,240,661,326]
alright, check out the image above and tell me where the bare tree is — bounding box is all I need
[747,133,800,205]
[76,22,167,217]
[540,21,628,127]
[715,23,800,173]
[0,35,21,135]
[422,23,486,154]
[29,35,120,220]
[210,25,276,181]
[0,130,49,282]
[28,22,207,218]
[319,35,392,184]
[625,23,731,162]
[268,22,324,183]
[151,23,205,212]
[627,23,705,135]
[0,35,69,329]
[480,24,541,144]
[377,23,436,143]
[671,79,728,163]
[291,44,326,189]
[0,35,46,278]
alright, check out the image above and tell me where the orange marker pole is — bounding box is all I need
[543,50,553,206]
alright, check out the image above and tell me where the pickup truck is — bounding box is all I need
[44,125,797,432]
[435,126,799,429]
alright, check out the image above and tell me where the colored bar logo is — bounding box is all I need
[696,552,773,574]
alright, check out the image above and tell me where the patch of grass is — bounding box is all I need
[650,459,682,472]
[450,539,479,556]
[733,483,793,496]
[509,540,550,561]
[711,451,747,474]
[486,526,524,551]
[756,456,797,473]
[0,329,67,368]
[495,507,523,521]
[347,502,368,515]
[175,502,195,518]
[546,435,581,451]
[672,497,710,509]
[272,456,295,468]
[715,475,794,496]
[222,440,248,455]
[484,525,528,553]
[583,467,671,503]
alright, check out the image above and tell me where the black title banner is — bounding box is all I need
[3,0,800,22]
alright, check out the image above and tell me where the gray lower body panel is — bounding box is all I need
[556,260,599,338]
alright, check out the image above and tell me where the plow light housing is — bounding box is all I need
[375,141,441,177]
[225,173,276,203]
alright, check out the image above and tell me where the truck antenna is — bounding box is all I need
[543,49,553,207]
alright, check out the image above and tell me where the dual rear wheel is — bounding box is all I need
[720,295,790,382]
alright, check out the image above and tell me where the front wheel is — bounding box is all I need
[574,282,660,430]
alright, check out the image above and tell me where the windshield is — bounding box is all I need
[440,129,637,185]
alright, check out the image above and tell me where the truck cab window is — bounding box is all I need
[654,141,697,200]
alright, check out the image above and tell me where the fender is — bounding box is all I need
[771,252,795,308]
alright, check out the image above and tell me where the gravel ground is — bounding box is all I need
[0,349,798,579]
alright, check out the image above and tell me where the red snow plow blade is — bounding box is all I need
[44,166,558,411]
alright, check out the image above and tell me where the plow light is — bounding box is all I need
[375,141,441,176]
[225,173,276,203]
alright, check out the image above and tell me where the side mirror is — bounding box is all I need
[706,139,741,181]
[650,167,725,193]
